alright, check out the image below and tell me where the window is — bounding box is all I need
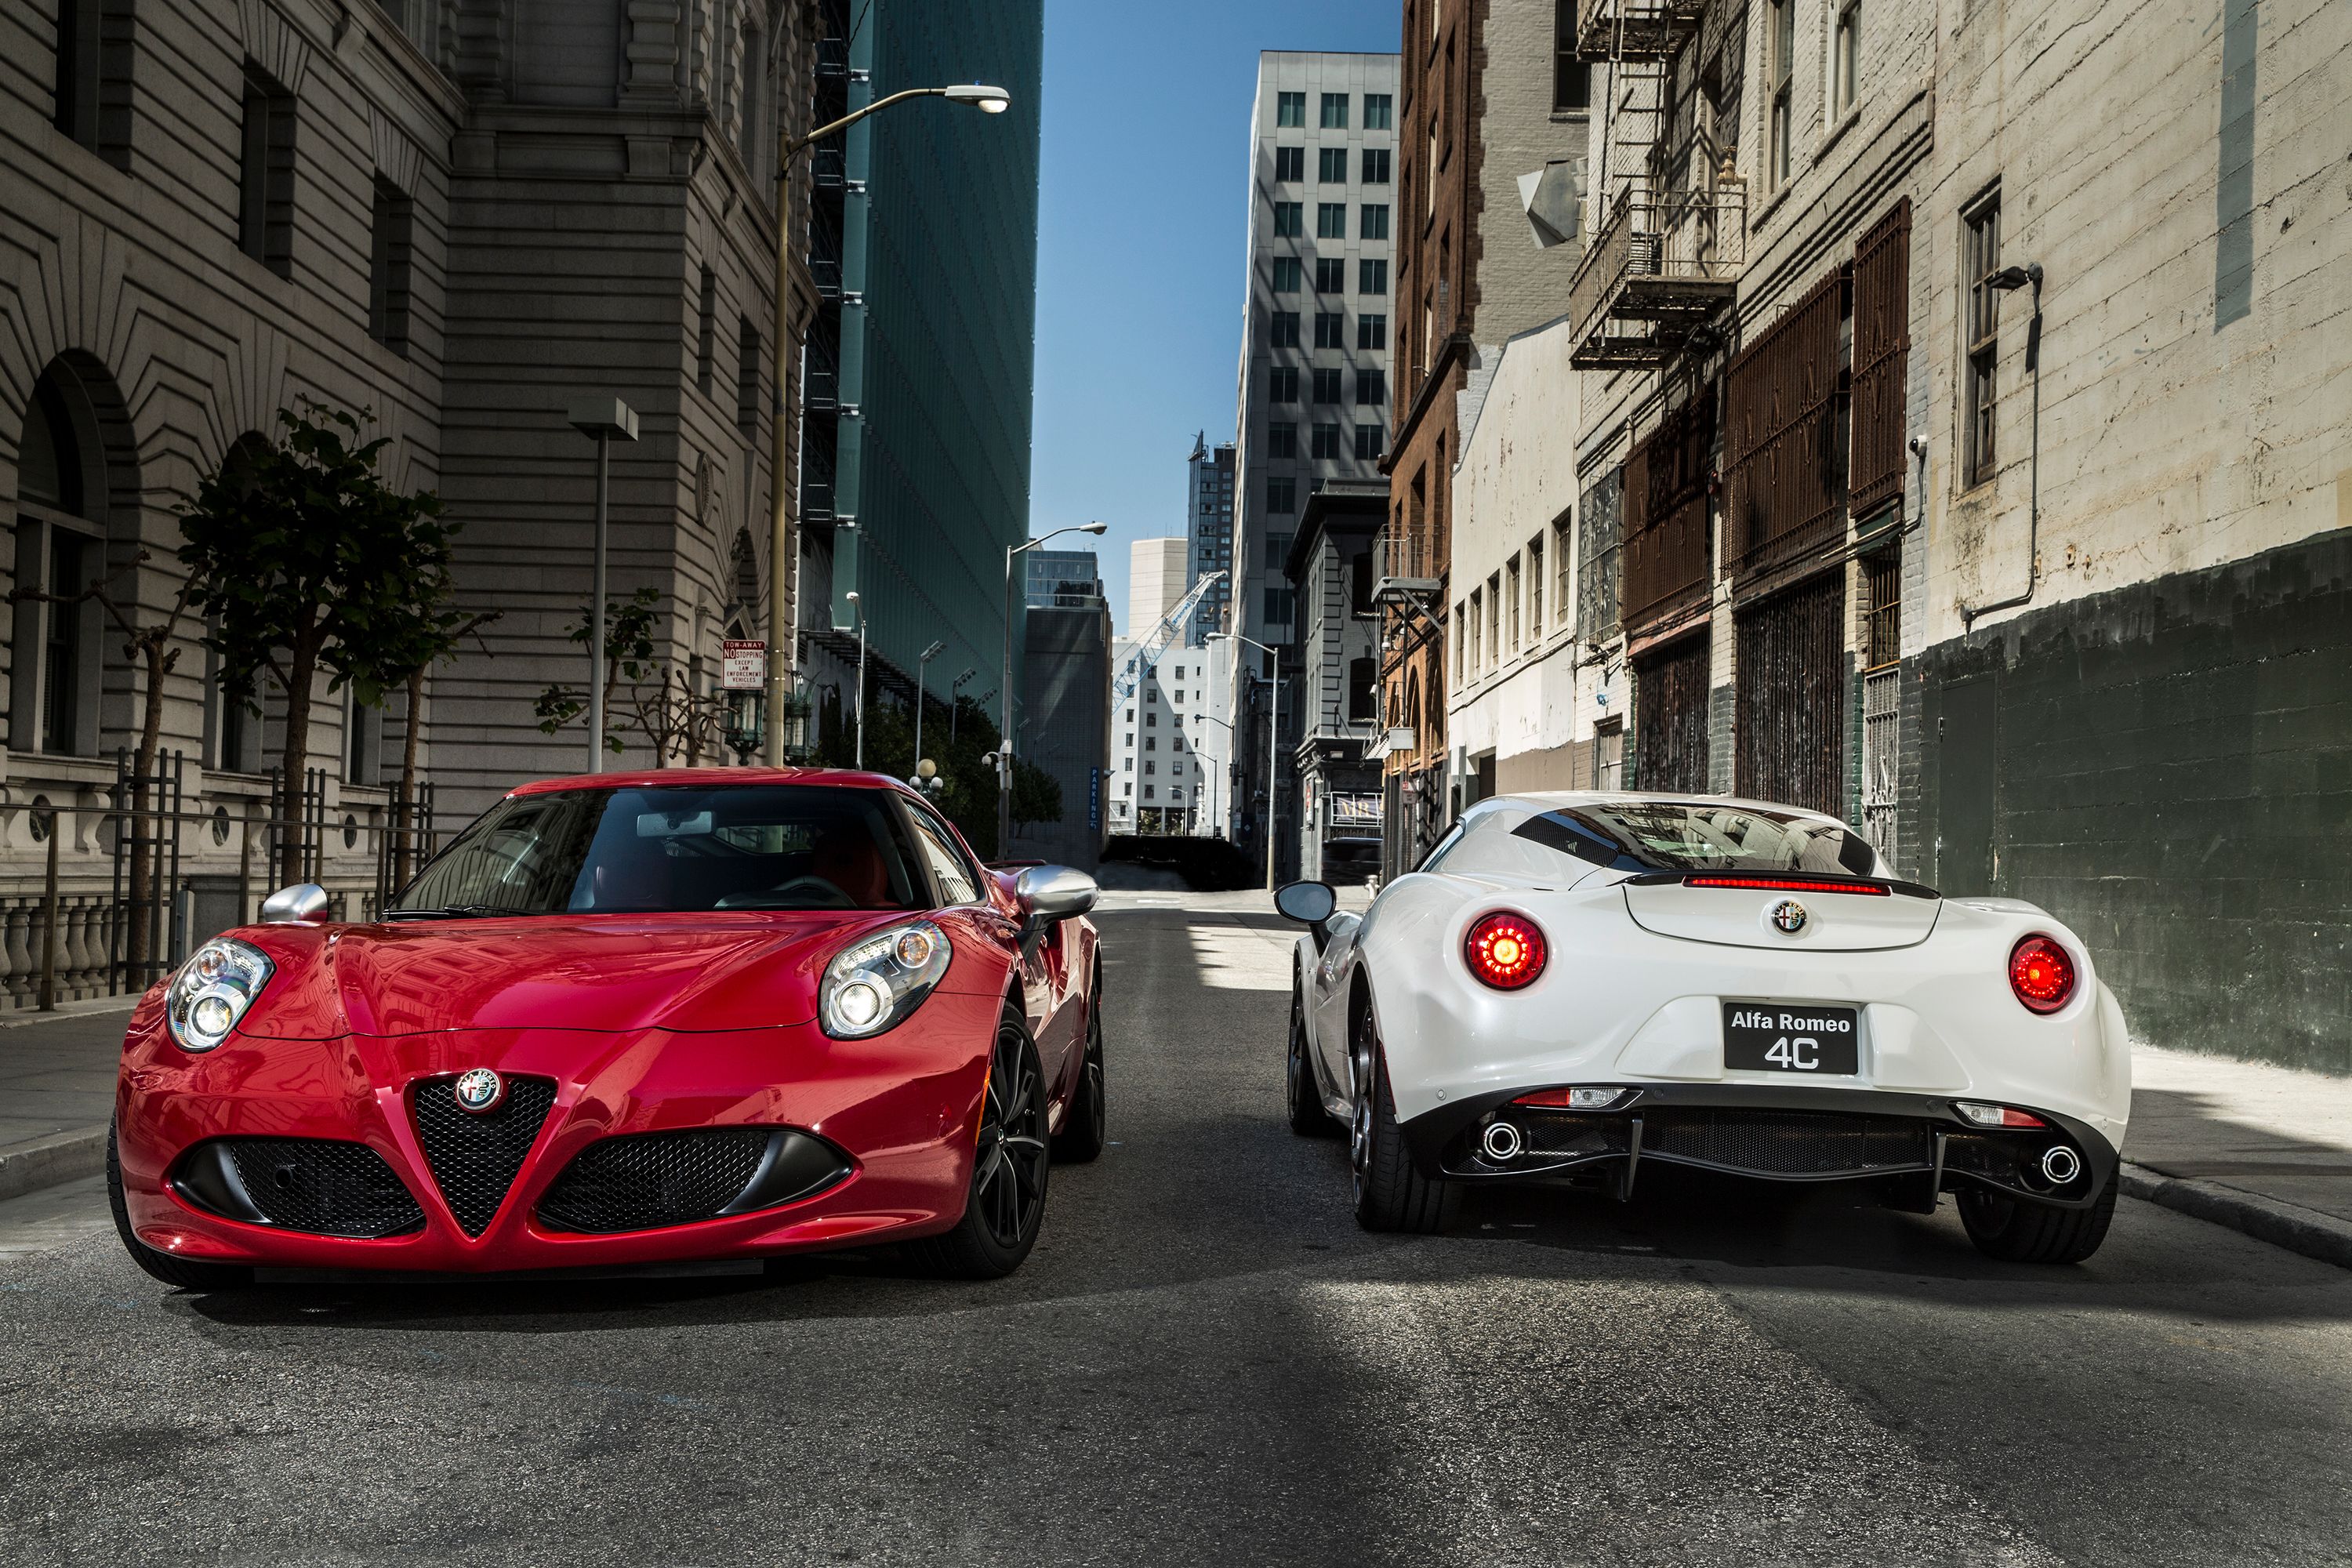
[1145,688,1158,704]
[367,176,415,355]
[1552,2,1591,112]
[1145,760,1155,775]
[1269,310,1301,347]
[1273,201,1303,237]
[1487,574,1501,666]
[1312,368,1344,403]
[1359,258,1388,296]
[1276,90,1305,127]
[1315,256,1345,293]
[1264,587,1295,624]
[1272,256,1303,293]
[1275,144,1304,181]
[1356,368,1385,404]
[1143,784,1155,798]
[907,805,984,902]
[347,694,383,786]
[1360,204,1390,240]
[1268,422,1298,459]
[1315,311,1345,349]
[1348,655,1376,722]
[1123,758,1132,771]
[1454,602,1467,684]
[1554,512,1573,628]
[1361,147,1391,184]
[1363,93,1392,130]
[53,0,131,164]
[1123,782,1133,797]
[1505,555,1522,651]
[1145,736,1156,750]
[1357,314,1388,350]
[737,316,761,435]
[1266,532,1293,567]
[1528,533,1544,635]
[1767,0,1795,187]
[1833,1,1860,120]
[1320,92,1348,129]
[1319,147,1348,183]
[1354,424,1383,461]
[1468,589,1483,672]
[1962,193,2002,487]
[238,61,296,276]
[1312,423,1341,460]
[1317,202,1348,239]
[1268,477,1296,514]
[696,265,717,394]
[1268,365,1299,402]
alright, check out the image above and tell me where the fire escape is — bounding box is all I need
[1565,0,1746,370]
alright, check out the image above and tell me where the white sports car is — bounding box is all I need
[1274,793,2132,1264]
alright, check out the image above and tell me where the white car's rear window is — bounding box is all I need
[1514,802,1879,877]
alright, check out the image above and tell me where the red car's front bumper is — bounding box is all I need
[114,991,999,1274]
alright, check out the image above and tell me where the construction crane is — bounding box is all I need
[1112,571,1225,703]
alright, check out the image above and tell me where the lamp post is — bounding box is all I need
[1213,631,1281,889]
[567,397,640,774]
[765,83,1011,768]
[1195,711,1234,840]
[912,639,944,781]
[845,589,865,768]
[999,521,1109,852]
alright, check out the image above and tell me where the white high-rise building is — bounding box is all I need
[1127,537,1189,637]
[1108,638,1232,837]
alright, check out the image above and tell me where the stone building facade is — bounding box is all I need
[1283,479,1384,882]
[2,0,811,1004]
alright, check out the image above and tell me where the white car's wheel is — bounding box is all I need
[1958,1169,2118,1264]
[1348,992,1457,1234]
[1287,967,1338,1138]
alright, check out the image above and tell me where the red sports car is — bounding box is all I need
[107,769,1104,1289]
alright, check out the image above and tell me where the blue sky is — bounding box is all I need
[1029,0,1399,637]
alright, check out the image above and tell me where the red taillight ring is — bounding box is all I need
[2009,934,2078,1014]
[1465,911,1548,991]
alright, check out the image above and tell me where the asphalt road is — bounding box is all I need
[2,890,2350,1567]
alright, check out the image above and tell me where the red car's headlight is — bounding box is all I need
[2009,934,2077,1014]
[1464,911,1547,991]
[821,920,952,1038]
[166,937,275,1052]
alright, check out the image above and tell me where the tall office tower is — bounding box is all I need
[799,0,1045,727]
[1184,433,1236,646]
[1127,537,1189,637]
[1229,50,1401,881]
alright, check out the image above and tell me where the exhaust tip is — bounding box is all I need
[2039,1145,2082,1185]
[1481,1120,1523,1162]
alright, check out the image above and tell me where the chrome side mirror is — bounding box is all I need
[260,884,331,925]
[1014,865,1098,924]
[1272,880,1337,926]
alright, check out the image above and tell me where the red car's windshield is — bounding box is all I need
[388,786,932,916]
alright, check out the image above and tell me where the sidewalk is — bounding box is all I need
[0,1003,134,1200]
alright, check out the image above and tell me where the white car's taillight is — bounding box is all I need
[166,938,275,1052]
[820,920,951,1038]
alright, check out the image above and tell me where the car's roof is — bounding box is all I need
[509,767,916,798]
[1476,789,1854,828]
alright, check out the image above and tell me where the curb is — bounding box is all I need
[2122,1160,2352,1272]
[0,1126,107,1204]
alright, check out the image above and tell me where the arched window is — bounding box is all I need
[11,368,108,755]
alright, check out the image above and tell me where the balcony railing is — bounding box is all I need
[1566,179,1746,369]
[1573,0,1707,60]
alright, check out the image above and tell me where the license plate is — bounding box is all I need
[1722,1003,1860,1075]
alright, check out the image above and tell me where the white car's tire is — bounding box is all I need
[1957,1168,2118,1264]
[1349,993,1458,1234]
[1287,968,1339,1138]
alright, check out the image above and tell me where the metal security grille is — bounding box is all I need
[1621,389,1717,632]
[1577,466,1624,642]
[1723,267,1850,581]
[411,1076,557,1236]
[213,1138,425,1238]
[536,1129,774,1235]
[1734,572,1846,815]
[1634,633,1711,793]
[1849,200,1912,521]
[1860,546,1900,862]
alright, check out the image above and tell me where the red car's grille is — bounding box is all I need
[535,1128,775,1234]
[189,1138,426,1238]
[411,1076,557,1236]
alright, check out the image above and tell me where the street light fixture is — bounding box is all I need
[1212,630,1281,889]
[999,521,1109,852]
[567,397,640,775]
[912,638,945,786]
[844,589,866,768]
[764,82,1013,768]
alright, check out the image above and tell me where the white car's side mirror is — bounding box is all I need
[260,884,331,925]
[1273,880,1337,927]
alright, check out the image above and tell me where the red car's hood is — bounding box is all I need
[235,914,892,1038]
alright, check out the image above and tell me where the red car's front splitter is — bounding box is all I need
[114,991,1001,1273]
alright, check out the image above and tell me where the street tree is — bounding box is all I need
[535,588,728,765]
[180,400,457,886]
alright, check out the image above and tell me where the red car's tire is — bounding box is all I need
[1958,1169,2119,1265]
[909,1009,1051,1279]
[107,1121,252,1293]
[1052,971,1107,1165]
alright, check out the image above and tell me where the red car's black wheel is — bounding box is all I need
[1054,970,1107,1163]
[911,1009,1051,1279]
[107,1122,252,1293]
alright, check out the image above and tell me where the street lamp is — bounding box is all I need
[765,82,1013,768]
[999,521,1108,851]
[912,639,945,784]
[1195,710,1235,840]
[567,397,639,774]
[1213,630,1281,889]
[850,593,870,768]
